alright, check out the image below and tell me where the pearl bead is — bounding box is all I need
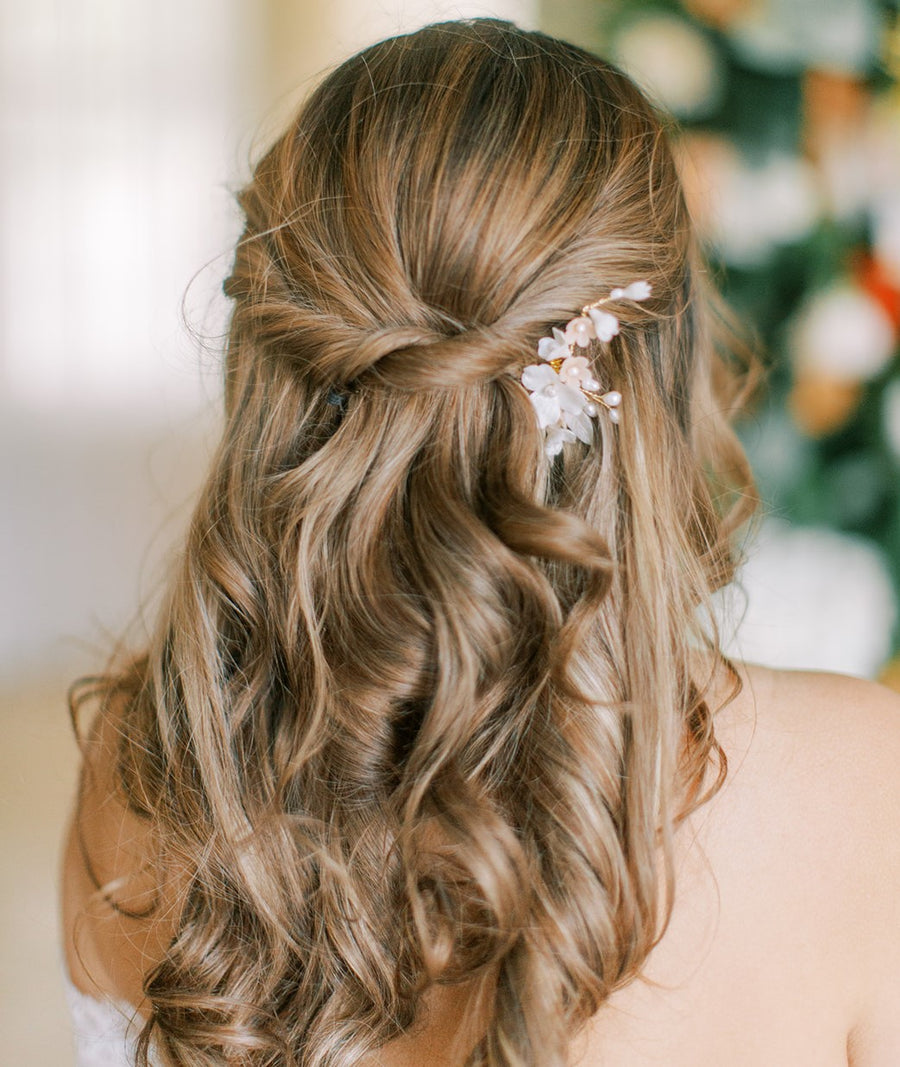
[560,355,589,383]
[585,402,598,416]
[567,316,594,348]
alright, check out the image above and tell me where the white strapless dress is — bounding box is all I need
[64,972,145,1066]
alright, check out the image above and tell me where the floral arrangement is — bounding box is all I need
[521,282,650,457]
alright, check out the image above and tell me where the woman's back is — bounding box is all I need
[580,663,900,1066]
[64,661,900,1065]
[59,18,900,1066]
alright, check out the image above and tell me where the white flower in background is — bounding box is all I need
[816,140,872,222]
[884,378,900,461]
[873,195,900,286]
[869,100,900,236]
[757,155,823,244]
[791,282,896,382]
[726,0,880,74]
[715,519,896,678]
[698,147,821,266]
[812,93,900,229]
[613,14,724,119]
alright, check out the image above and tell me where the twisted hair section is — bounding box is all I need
[70,18,757,1066]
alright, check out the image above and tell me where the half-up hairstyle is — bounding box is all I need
[73,18,757,1066]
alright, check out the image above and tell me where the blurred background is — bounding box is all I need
[1,0,898,1061]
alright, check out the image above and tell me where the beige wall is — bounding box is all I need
[0,0,539,692]
[256,0,537,140]
[0,4,535,1060]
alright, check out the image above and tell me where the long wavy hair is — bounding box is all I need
[72,18,757,1066]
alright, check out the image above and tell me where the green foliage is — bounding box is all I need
[551,0,900,655]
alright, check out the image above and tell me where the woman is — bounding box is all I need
[62,18,900,1066]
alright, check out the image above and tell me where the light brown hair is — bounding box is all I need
[73,18,756,1065]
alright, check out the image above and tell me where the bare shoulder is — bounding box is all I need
[722,663,900,1064]
[577,663,900,1067]
[756,661,900,732]
[61,690,174,1011]
[719,662,900,871]
[729,662,900,815]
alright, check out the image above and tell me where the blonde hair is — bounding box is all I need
[73,18,756,1065]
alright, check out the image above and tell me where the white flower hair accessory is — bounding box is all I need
[521,281,651,458]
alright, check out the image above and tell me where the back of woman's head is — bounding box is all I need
[95,18,756,1066]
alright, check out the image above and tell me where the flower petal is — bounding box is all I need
[537,328,569,361]
[564,409,594,444]
[558,355,590,384]
[537,336,564,361]
[556,381,589,414]
[610,280,651,301]
[587,308,620,342]
[521,363,558,392]
[564,315,595,348]
[545,426,576,458]
[530,391,561,429]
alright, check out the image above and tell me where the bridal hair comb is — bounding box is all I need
[521,281,651,458]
